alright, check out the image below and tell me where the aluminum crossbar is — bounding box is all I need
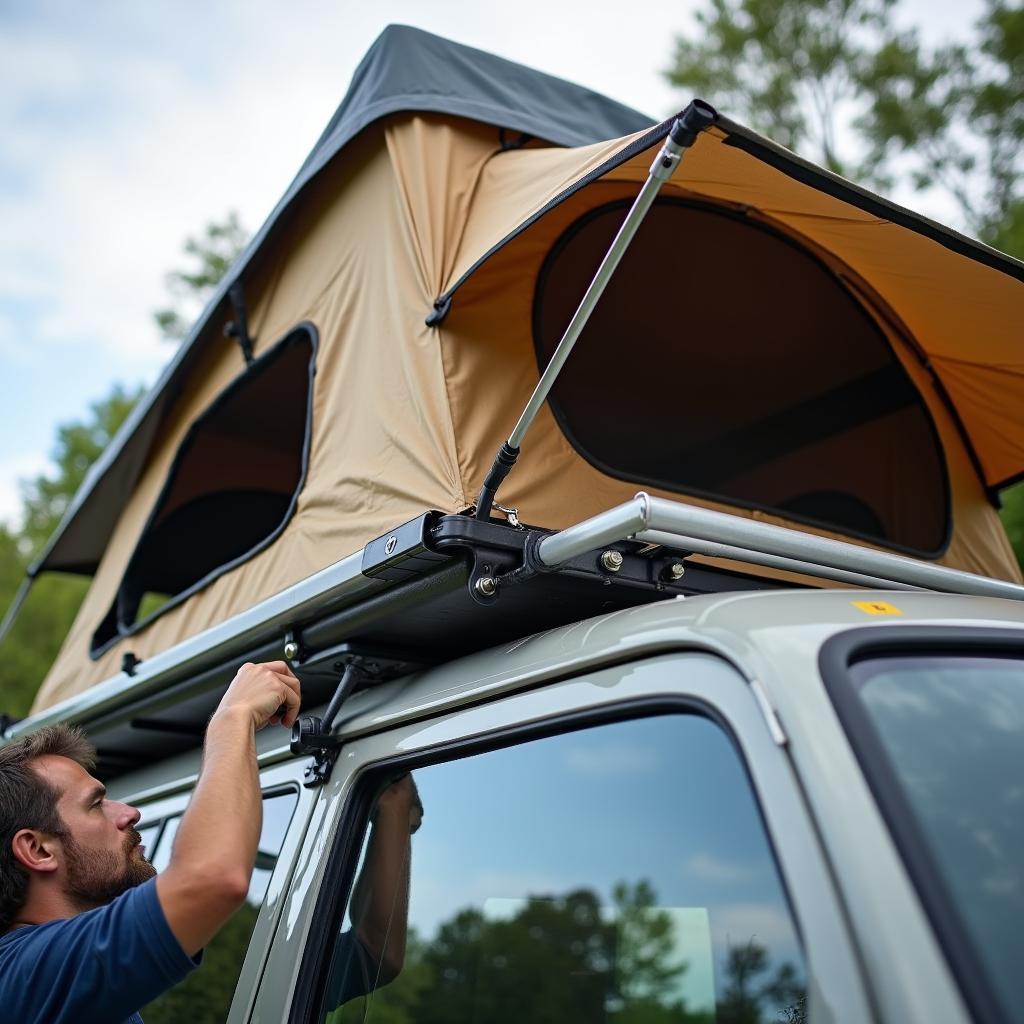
[538,493,1024,601]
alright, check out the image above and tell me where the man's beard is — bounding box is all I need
[62,828,157,911]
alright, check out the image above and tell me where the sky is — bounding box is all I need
[0,0,983,532]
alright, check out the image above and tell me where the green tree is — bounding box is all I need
[20,384,142,554]
[154,210,249,342]
[666,0,1024,568]
[666,0,901,176]
[718,941,806,1024]
[0,388,140,719]
[1,212,248,717]
[326,882,725,1024]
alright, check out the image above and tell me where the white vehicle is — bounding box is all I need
[4,25,1024,1024]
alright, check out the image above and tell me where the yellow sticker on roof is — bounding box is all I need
[852,600,904,616]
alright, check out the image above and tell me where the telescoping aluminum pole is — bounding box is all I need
[474,100,717,520]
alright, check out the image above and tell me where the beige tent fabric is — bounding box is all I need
[36,119,484,709]
[34,114,1022,711]
[450,127,1024,486]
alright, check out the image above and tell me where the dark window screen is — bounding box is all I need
[92,326,315,654]
[534,199,948,553]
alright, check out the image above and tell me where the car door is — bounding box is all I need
[121,756,319,1023]
[251,651,872,1023]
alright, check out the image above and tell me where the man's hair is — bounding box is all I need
[0,725,96,932]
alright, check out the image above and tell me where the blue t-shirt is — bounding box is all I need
[0,877,200,1024]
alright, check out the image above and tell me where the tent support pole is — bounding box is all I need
[474,100,717,520]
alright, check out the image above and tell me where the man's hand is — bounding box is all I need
[375,774,423,834]
[213,661,302,732]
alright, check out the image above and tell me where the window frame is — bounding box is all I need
[819,625,1024,1024]
[91,321,319,658]
[531,196,952,558]
[281,650,870,1024]
[129,759,316,1024]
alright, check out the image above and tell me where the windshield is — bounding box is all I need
[846,654,1024,1022]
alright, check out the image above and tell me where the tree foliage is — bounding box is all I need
[667,0,899,176]
[328,880,803,1024]
[153,210,249,342]
[666,0,1024,569]
[1,213,245,718]
[0,387,140,719]
[20,384,143,555]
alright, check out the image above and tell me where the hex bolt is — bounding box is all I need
[284,640,300,661]
[600,550,624,573]
[475,576,498,598]
[666,562,686,581]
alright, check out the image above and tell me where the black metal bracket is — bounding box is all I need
[289,643,426,788]
[224,281,255,366]
[429,512,692,607]
[425,293,452,327]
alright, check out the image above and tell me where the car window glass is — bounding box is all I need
[847,655,1024,1022]
[142,789,298,1024]
[318,714,806,1023]
[136,822,161,862]
[149,815,181,874]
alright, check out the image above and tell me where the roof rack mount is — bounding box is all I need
[538,493,1024,601]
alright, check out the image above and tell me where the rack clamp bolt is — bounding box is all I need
[664,562,686,581]
[600,550,624,573]
[475,576,498,598]
[283,629,304,664]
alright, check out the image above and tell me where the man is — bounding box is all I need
[0,660,417,1022]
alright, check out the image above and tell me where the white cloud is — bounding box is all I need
[0,451,49,529]
[563,740,661,779]
[684,852,761,885]
[711,902,799,952]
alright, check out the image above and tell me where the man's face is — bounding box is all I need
[33,754,156,911]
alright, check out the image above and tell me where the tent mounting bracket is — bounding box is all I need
[425,294,452,327]
[289,643,426,787]
[224,281,256,366]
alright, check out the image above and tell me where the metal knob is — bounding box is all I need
[600,550,624,573]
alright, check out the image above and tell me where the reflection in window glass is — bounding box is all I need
[321,715,805,1023]
[848,655,1024,1022]
[135,823,161,865]
[149,815,181,875]
[142,790,298,1024]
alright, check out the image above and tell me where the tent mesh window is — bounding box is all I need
[91,326,317,656]
[533,198,949,555]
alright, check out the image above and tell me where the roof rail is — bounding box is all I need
[539,493,1024,601]
[8,496,1021,775]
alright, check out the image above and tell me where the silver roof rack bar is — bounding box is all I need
[638,529,925,592]
[538,493,1024,601]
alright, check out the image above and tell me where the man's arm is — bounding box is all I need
[156,661,301,956]
[348,775,421,983]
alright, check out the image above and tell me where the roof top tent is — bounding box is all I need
[14,24,1024,728]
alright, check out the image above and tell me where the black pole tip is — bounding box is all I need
[669,100,717,148]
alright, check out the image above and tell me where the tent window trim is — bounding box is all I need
[90,322,319,660]
[532,197,952,559]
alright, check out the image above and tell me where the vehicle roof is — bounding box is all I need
[103,586,1024,801]
[337,588,1024,732]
